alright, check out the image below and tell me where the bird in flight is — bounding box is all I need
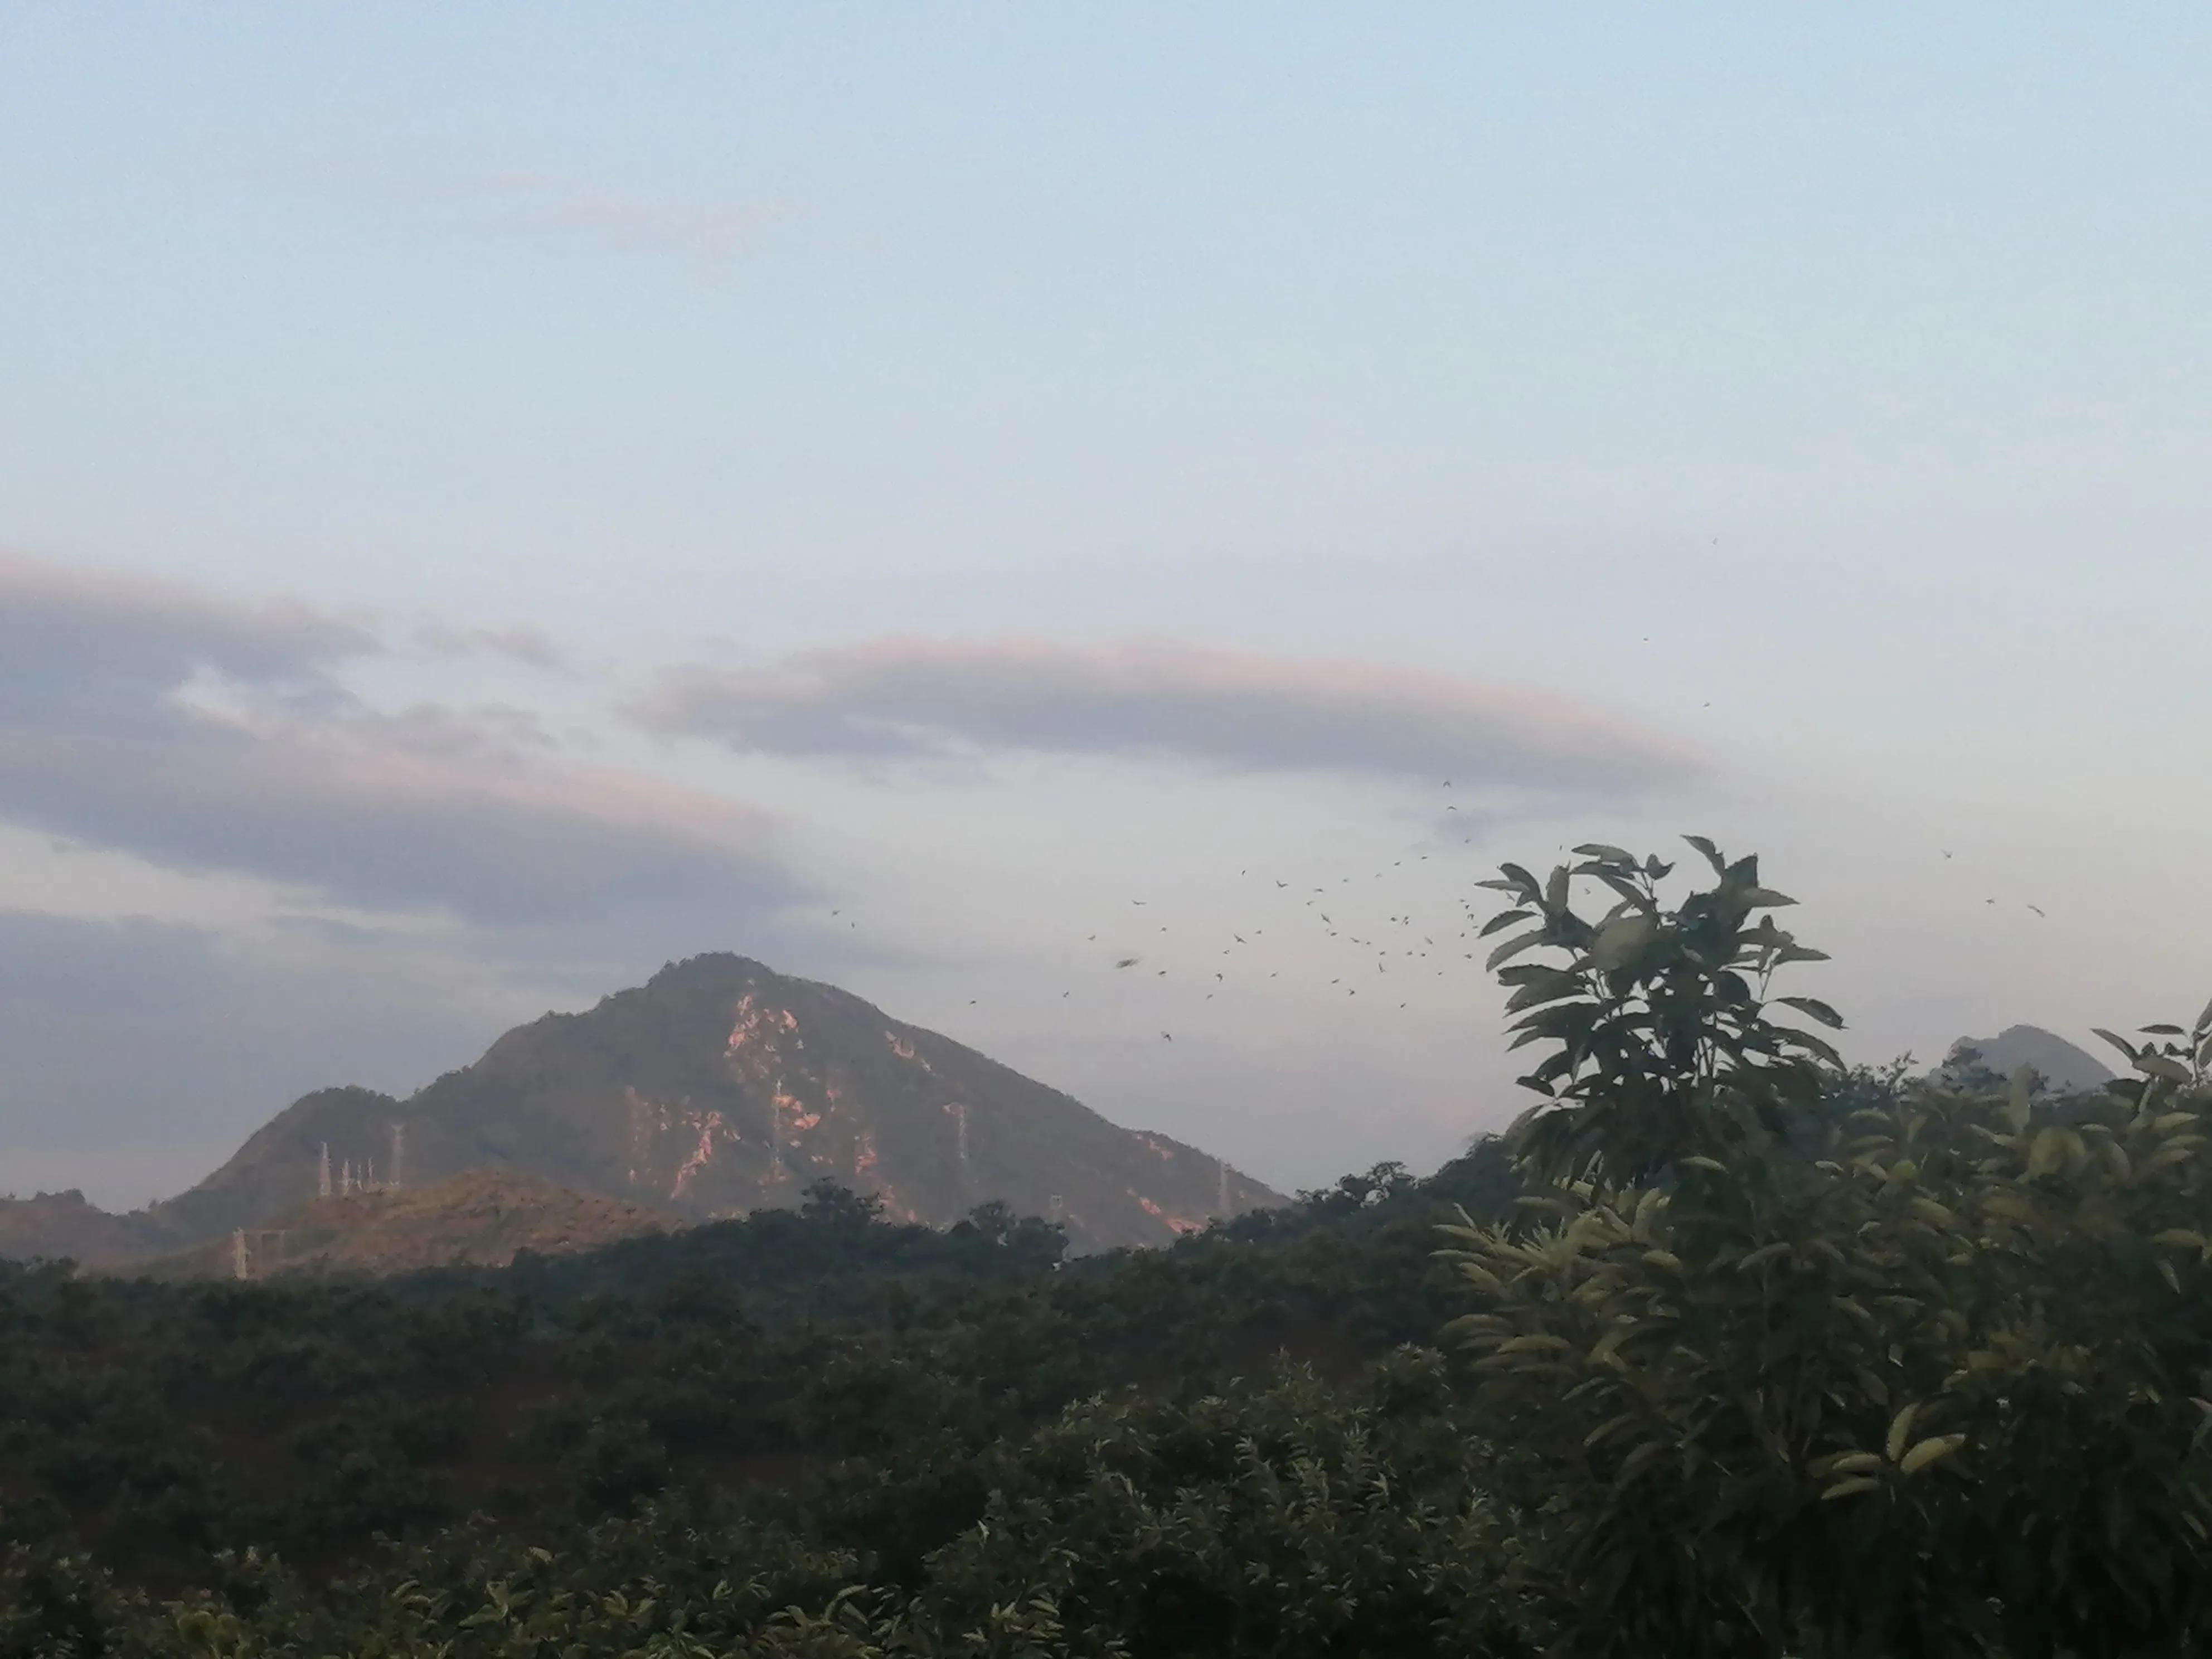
[1162,1031,1173,1042]
[2027,904,2046,917]
[1114,957,1140,969]
[1941,850,1954,859]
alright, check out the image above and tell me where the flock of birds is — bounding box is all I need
[837,785,2052,1044]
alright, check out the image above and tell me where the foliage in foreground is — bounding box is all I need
[0,1357,1541,1658]
[1444,839,2212,1658]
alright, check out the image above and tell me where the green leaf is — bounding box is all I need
[1908,1197,1957,1229]
[1571,843,1637,864]
[2092,1027,2141,1064]
[1774,996,1845,1030]
[1771,944,1832,965]
[1477,908,1535,938]
[2139,1053,2193,1084]
[1486,928,1554,971]
[2025,1126,2068,1179]
[1885,1403,1920,1463]
[1682,835,1728,877]
[1543,864,1570,915]
[1820,1476,1882,1501]
[1821,1451,1884,1478]
[1899,1434,1965,1476]
[1590,914,1660,972]
[1495,862,1541,899]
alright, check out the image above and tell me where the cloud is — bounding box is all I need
[0,553,373,735]
[0,555,804,924]
[632,637,1699,797]
[410,621,569,671]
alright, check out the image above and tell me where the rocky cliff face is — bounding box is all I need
[3,954,1284,1262]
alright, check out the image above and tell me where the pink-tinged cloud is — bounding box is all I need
[0,555,801,923]
[632,638,1699,796]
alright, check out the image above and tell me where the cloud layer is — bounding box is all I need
[634,638,1697,796]
[0,555,802,924]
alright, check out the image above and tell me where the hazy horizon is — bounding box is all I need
[5,7,2210,1209]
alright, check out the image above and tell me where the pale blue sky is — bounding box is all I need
[3,7,2209,1206]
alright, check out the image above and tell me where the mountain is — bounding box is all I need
[131,1170,677,1281]
[2,954,1284,1263]
[1938,1024,2117,1094]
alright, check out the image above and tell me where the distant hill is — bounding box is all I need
[2,954,1284,1263]
[128,1170,676,1281]
[1939,1024,2117,1094]
[0,1187,164,1266]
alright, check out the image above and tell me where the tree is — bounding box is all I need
[1443,840,2212,1658]
[1474,838,1841,1186]
[801,1178,889,1228]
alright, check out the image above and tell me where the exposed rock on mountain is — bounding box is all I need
[3,954,1283,1263]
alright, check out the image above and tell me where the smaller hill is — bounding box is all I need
[1940,1025,2116,1094]
[0,1188,166,1265]
[128,1169,675,1282]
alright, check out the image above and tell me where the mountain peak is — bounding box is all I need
[1940,1024,2116,1094]
[5,956,1284,1265]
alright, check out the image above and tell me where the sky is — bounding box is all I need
[3,6,2210,1209]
